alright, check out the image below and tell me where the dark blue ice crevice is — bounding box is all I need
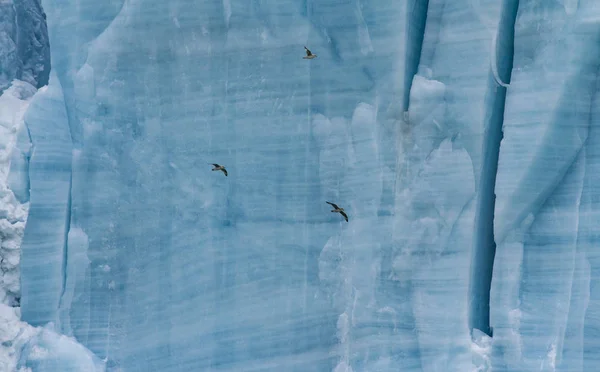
[20,78,73,326]
[403,0,429,111]
[57,169,72,319]
[57,78,76,321]
[469,0,519,337]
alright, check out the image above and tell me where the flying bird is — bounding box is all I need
[211,163,228,176]
[303,46,317,59]
[326,201,348,222]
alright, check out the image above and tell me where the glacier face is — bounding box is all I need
[491,1,600,371]
[20,0,415,370]
[3,0,600,371]
[0,79,102,371]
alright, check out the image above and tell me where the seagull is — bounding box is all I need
[326,201,348,222]
[303,46,317,59]
[210,163,228,176]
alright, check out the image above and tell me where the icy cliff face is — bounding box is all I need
[5,0,600,371]
[0,1,101,369]
[19,1,417,371]
[0,0,50,93]
[0,80,103,371]
[491,2,600,371]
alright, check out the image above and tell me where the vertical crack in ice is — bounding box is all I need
[55,83,75,327]
[469,0,519,338]
[57,168,72,322]
[56,97,74,330]
[402,0,429,111]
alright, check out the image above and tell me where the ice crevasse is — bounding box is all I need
[1,0,600,371]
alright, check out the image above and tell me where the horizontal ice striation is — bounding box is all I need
[0,0,50,94]
[22,0,600,371]
[20,74,73,327]
[491,1,600,371]
[577,81,600,372]
[0,17,101,369]
[493,2,597,243]
[19,0,431,370]
[7,78,103,372]
[393,0,511,369]
[0,80,35,308]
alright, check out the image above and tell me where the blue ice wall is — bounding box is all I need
[491,1,600,370]
[20,1,420,371]
[20,77,72,326]
[15,0,600,371]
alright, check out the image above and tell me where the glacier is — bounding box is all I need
[1,0,600,371]
[0,0,50,93]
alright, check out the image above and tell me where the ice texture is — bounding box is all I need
[491,2,600,371]
[19,1,422,370]
[0,80,35,308]
[0,79,100,370]
[0,0,50,94]
[5,0,600,371]
[0,304,104,371]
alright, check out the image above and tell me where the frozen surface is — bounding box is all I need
[5,0,600,371]
[0,80,100,371]
[491,2,600,371]
[0,80,35,308]
[0,0,50,94]
[0,304,104,371]
[20,0,418,371]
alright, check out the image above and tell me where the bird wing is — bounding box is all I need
[221,168,228,176]
[212,163,220,167]
[326,201,339,209]
[340,211,348,222]
[305,46,312,56]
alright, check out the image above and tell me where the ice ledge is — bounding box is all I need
[0,304,105,372]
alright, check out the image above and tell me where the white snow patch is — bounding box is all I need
[0,80,35,306]
[28,345,49,360]
[0,305,37,371]
[29,326,105,370]
[471,329,492,371]
[547,342,557,369]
